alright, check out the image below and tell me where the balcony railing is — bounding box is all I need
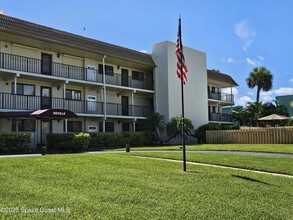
[0,92,153,117]
[208,92,234,103]
[0,52,153,90]
[209,112,233,123]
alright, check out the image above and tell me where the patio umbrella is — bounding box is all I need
[258,114,290,121]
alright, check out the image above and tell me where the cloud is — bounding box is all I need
[289,78,293,83]
[257,55,264,60]
[273,87,293,96]
[258,87,293,103]
[222,87,293,107]
[222,88,252,106]
[246,56,262,66]
[221,55,236,64]
[259,91,273,103]
[246,58,261,66]
[237,96,253,106]
[233,20,256,50]
[222,87,239,95]
[227,57,235,63]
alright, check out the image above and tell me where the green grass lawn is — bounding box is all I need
[131,152,293,175]
[0,154,292,219]
[120,144,293,154]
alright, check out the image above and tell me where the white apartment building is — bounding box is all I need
[0,15,237,148]
[152,41,238,129]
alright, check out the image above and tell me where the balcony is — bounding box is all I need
[208,92,234,103]
[0,92,153,118]
[209,112,233,123]
[0,52,153,90]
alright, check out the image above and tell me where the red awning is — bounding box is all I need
[0,109,77,119]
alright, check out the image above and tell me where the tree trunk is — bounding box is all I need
[256,86,261,103]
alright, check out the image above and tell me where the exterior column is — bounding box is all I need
[133,119,136,132]
[64,119,67,133]
[103,55,107,132]
[63,83,66,108]
[14,77,17,94]
[131,91,135,116]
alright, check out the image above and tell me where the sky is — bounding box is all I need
[1,0,293,106]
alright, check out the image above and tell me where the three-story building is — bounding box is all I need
[0,14,238,147]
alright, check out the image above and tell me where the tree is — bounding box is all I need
[245,102,264,126]
[246,67,273,103]
[165,115,194,142]
[143,112,165,142]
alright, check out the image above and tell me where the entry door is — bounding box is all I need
[122,96,129,116]
[87,95,97,113]
[122,69,129,87]
[87,66,96,81]
[41,121,51,145]
[41,87,52,109]
[41,53,52,75]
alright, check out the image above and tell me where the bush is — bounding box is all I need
[47,133,90,153]
[89,132,125,150]
[89,132,156,150]
[123,132,155,146]
[194,124,238,144]
[0,132,30,153]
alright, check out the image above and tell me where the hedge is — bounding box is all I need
[0,132,30,153]
[47,132,155,152]
[47,133,90,153]
[89,132,155,150]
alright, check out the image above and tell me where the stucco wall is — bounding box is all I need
[152,41,208,129]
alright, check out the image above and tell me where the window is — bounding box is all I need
[66,121,82,132]
[212,106,217,113]
[98,64,114,76]
[11,83,35,95]
[132,71,144,81]
[122,123,130,132]
[98,122,114,132]
[66,89,81,100]
[12,119,35,132]
[212,86,220,94]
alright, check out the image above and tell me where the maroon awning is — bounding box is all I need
[0,109,77,119]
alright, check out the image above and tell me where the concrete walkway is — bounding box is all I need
[0,154,42,158]
[136,156,293,178]
[115,150,293,158]
[1,150,292,158]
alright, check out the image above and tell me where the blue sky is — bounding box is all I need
[1,0,293,106]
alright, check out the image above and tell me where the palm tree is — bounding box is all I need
[246,67,273,103]
[245,102,264,126]
[143,112,165,142]
[165,115,194,142]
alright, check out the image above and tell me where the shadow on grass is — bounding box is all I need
[187,170,204,174]
[232,174,271,185]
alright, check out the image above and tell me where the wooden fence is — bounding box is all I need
[206,127,293,144]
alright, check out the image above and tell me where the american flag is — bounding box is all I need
[176,17,188,84]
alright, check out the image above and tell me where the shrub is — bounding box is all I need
[123,132,155,146]
[194,124,238,144]
[0,132,30,153]
[89,132,125,150]
[72,133,90,152]
[89,132,156,150]
[47,133,90,153]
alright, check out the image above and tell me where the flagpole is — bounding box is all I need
[178,16,187,172]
